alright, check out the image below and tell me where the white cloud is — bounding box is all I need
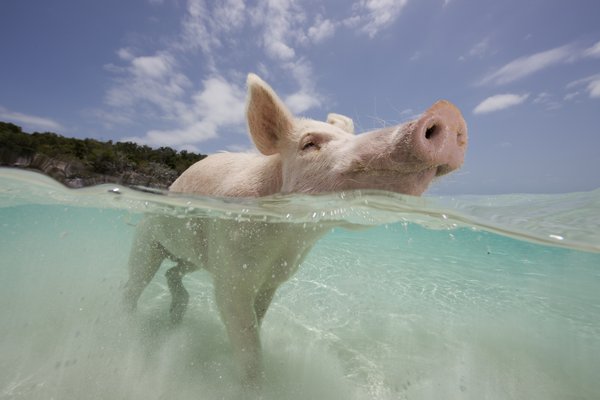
[268,41,296,60]
[0,106,63,131]
[584,40,600,58]
[473,93,529,114]
[308,16,336,43]
[588,79,600,98]
[533,92,561,110]
[124,76,246,148]
[567,73,600,99]
[469,37,491,58]
[479,44,576,85]
[105,52,190,115]
[281,59,323,114]
[136,121,217,149]
[566,73,600,88]
[285,91,321,114]
[352,0,409,38]
[192,76,246,126]
[131,53,173,78]
[564,91,580,101]
[117,47,135,61]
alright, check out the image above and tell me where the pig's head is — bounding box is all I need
[246,74,467,196]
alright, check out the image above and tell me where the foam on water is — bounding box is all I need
[1,168,599,399]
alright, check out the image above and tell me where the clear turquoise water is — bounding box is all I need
[1,168,599,400]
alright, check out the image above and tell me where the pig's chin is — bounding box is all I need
[347,166,438,196]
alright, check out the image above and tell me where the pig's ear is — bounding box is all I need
[246,73,294,155]
[326,113,354,134]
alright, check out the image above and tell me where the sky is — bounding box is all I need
[1,0,599,195]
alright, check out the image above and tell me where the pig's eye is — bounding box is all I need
[302,141,316,150]
[301,139,319,151]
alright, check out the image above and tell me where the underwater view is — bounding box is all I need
[1,168,599,400]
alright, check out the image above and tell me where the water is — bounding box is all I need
[1,168,599,400]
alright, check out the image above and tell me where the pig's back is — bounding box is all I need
[169,152,282,197]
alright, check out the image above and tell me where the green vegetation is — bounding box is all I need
[0,121,206,188]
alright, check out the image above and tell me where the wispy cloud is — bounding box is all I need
[0,106,63,131]
[469,37,491,58]
[479,44,576,85]
[564,91,580,101]
[459,37,493,62]
[567,73,600,99]
[584,40,600,58]
[478,39,600,86]
[409,51,421,62]
[589,80,600,98]
[473,93,529,114]
[533,92,561,110]
[350,0,409,38]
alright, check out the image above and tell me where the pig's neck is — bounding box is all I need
[253,154,284,196]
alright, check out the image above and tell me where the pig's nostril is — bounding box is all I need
[457,129,465,146]
[425,124,440,140]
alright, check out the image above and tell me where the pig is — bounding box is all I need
[123,73,467,386]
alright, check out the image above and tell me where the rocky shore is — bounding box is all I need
[3,152,180,189]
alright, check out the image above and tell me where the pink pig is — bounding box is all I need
[123,74,468,386]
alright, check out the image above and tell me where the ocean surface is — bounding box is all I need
[1,168,599,400]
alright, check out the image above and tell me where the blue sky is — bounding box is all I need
[1,0,599,195]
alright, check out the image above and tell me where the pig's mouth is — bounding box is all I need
[343,163,441,195]
[351,160,452,178]
[435,163,454,176]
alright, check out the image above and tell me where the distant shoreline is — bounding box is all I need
[0,121,206,189]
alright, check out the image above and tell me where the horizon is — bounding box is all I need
[1,0,599,195]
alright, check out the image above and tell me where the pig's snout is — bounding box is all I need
[411,100,468,176]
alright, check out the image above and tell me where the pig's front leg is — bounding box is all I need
[214,279,263,388]
[254,285,278,327]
